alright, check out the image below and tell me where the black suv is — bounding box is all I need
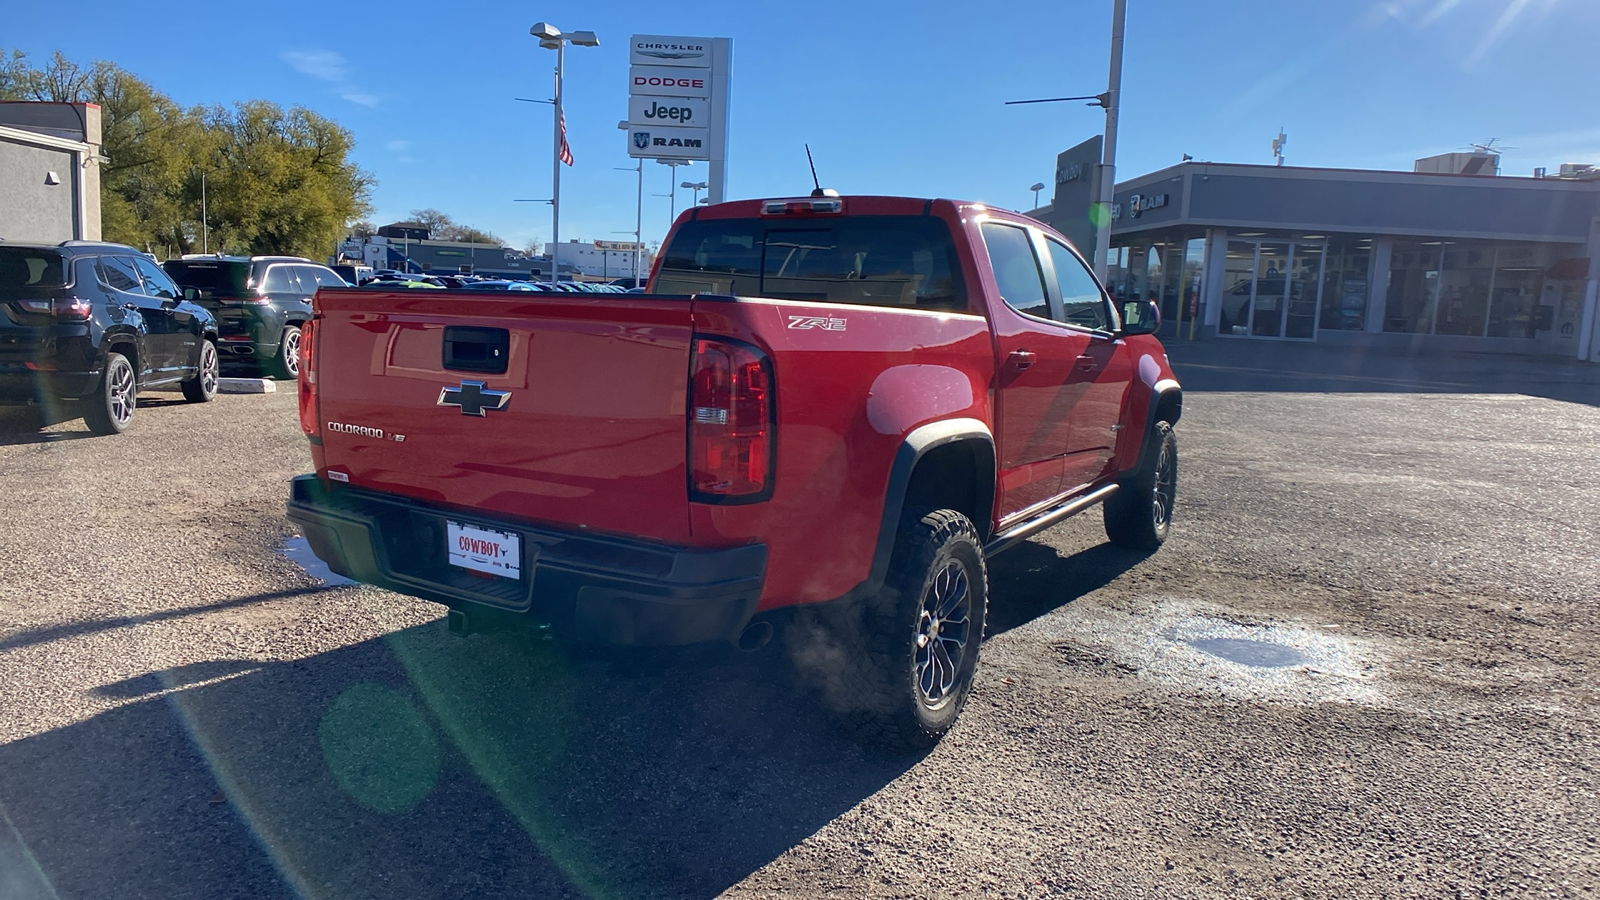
[0,242,220,434]
[162,255,347,379]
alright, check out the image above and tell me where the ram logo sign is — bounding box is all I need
[787,315,847,331]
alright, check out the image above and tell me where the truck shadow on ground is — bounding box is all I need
[984,539,1151,635]
[0,602,922,900]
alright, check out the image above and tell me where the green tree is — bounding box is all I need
[0,48,372,259]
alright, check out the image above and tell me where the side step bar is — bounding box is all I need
[984,483,1120,557]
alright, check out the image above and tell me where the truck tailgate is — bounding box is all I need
[312,289,694,544]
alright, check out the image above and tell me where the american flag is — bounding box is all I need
[559,111,574,166]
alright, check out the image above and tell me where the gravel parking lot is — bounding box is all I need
[1,350,1596,899]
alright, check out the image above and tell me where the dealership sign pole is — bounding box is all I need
[627,35,732,205]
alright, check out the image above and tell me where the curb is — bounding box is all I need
[217,378,278,394]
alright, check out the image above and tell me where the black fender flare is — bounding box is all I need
[1124,378,1182,479]
[837,418,996,606]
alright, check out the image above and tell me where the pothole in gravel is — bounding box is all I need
[282,536,356,586]
[1182,636,1306,668]
[1039,598,1387,706]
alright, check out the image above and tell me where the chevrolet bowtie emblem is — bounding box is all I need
[437,381,511,416]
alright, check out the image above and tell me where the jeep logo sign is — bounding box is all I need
[629,96,709,128]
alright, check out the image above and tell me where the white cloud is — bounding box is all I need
[282,50,348,83]
[283,49,378,108]
[386,139,413,152]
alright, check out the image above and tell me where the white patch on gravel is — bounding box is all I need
[1037,598,1389,706]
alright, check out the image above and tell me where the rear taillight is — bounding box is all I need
[14,297,91,319]
[298,319,318,437]
[689,337,774,501]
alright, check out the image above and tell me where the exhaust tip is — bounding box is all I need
[735,620,774,652]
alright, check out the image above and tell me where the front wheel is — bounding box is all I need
[82,352,136,435]
[272,326,302,380]
[181,340,219,403]
[789,508,989,750]
[1103,420,1177,550]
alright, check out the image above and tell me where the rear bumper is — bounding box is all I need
[285,475,766,646]
[0,326,99,400]
[0,366,99,401]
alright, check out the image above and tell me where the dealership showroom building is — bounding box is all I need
[1039,154,1600,362]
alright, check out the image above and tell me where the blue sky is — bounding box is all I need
[6,0,1598,253]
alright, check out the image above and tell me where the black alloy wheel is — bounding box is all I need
[83,352,136,435]
[182,340,220,403]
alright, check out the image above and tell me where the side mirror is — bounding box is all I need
[182,287,198,302]
[1121,299,1162,336]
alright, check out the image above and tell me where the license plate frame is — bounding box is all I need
[445,519,522,580]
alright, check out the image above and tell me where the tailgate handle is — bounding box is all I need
[443,326,509,374]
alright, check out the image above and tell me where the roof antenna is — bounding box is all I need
[805,144,838,198]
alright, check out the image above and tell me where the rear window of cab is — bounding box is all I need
[655,215,967,311]
[162,260,253,298]
[0,248,69,291]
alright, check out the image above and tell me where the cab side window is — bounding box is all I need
[1044,239,1111,331]
[132,256,180,300]
[981,221,1051,320]
[97,256,143,294]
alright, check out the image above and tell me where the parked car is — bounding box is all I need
[288,194,1181,749]
[463,281,544,291]
[0,241,220,434]
[363,276,445,290]
[162,255,346,379]
[330,264,373,286]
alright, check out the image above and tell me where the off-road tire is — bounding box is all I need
[181,339,219,403]
[82,351,136,435]
[272,326,302,380]
[1103,419,1177,551]
[788,508,989,751]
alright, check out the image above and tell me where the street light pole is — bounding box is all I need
[551,39,564,283]
[532,23,599,284]
[1093,0,1127,285]
[201,171,208,254]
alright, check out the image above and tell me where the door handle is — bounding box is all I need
[1008,350,1037,370]
[1075,355,1098,371]
[124,302,140,310]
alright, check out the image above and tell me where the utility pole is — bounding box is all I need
[1092,0,1127,285]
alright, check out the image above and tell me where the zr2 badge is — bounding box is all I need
[787,315,847,331]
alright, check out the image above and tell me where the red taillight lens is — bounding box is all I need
[297,319,318,437]
[13,297,91,319]
[689,338,773,501]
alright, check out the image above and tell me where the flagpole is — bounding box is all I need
[551,41,564,283]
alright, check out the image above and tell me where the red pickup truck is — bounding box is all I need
[287,194,1181,748]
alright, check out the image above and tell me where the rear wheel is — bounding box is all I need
[789,508,988,750]
[181,339,219,403]
[83,352,136,435]
[1103,420,1177,550]
[272,326,302,380]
